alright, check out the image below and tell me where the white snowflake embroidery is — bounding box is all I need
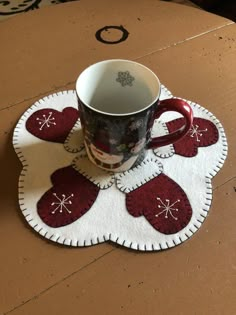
[116,71,135,87]
[129,120,143,131]
[109,138,118,145]
[189,124,208,142]
[155,197,180,220]
[51,193,74,214]
[36,112,56,131]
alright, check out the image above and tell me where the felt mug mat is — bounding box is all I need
[13,86,228,251]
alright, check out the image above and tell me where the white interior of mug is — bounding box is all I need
[76,59,160,116]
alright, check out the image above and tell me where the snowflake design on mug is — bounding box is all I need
[116,71,135,87]
[129,119,143,131]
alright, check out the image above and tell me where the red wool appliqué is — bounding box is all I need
[166,117,219,157]
[37,166,99,227]
[26,107,79,143]
[126,173,192,234]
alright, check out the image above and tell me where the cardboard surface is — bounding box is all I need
[0,0,200,22]
[0,0,235,314]
[0,0,232,108]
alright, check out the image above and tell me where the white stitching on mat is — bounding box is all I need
[63,119,84,153]
[72,156,115,190]
[153,122,175,158]
[115,158,163,193]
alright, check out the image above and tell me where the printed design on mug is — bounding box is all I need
[116,71,135,87]
[83,118,127,170]
[81,112,149,171]
[86,142,125,170]
[85,140,145,172]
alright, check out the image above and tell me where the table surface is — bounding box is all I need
[0,0,235,314]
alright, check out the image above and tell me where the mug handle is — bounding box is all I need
[147,98,193,149]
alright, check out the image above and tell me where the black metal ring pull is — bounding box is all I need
[95,25,129,44]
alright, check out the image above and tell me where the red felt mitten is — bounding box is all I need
[166,117,219,157]
[26,107,79,143]
[37,166,99,227]
[126,173,192,234]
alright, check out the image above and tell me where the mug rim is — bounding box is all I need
[76,59,161,117]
